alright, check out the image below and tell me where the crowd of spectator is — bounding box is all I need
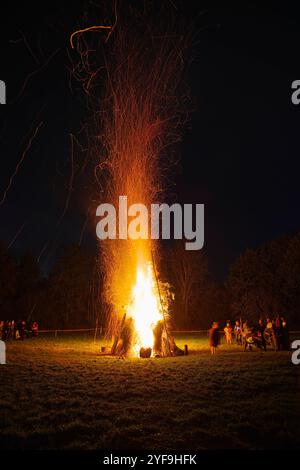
[0,320,39,341]
[209,316,290,354]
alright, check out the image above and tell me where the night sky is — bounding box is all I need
[0,1,300,279]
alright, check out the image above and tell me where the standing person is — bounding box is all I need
[224,321,232,344]
[257,318,267,351]
[31,321,39,338]
[35,321,39,337]
[281,317,290,350]
[242,321,253,351]
[272,318,279,352]
[6,321,12,341]
[11,320,15,339]
[265,318,277,351]
[15,321,20,340]
[2,321,8,341]
[234,320,242,345]
[275,315,283,350]
[209,322,220,355]
[20,320,26,341]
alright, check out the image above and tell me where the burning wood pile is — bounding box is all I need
[109,262,184,358]
[111,316,184,358]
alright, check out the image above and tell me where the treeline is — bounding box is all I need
[0,231,300,329]
[0,243,102,329]
[168,232,300,328]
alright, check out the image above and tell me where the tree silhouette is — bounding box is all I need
[167,241,209,328]
[42,246,100,328]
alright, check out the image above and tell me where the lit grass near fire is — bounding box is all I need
[1,335,299,450]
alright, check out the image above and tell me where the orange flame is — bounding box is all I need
[126,262,163,356]
[71,5,189,354]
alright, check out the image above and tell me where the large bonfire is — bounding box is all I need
[71,2,189,357]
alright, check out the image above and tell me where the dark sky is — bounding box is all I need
[0,1,299,280]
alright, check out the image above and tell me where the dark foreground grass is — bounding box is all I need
[0,333,299,450]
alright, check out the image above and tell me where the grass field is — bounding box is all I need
[1,333,300,450]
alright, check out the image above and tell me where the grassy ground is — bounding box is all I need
[0,333,299,450]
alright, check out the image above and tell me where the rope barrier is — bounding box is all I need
[38,328,97,333]
[31,328,300,334]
